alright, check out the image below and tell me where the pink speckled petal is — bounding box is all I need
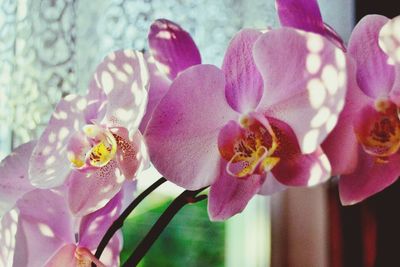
[0,210,19,267]
[322,58,373,175]
[94,50,149,134]
[254,28,347,154]
[145,65,237,190]
[29,94,86,188]
[148,19,201,80]
[348,15,394,98]
[139,54,171,133]
[0,141,35,218]
[44,244,77,267]
[67,160,124,216]
[78,191,122,249]
[112,127,148,180]
[15,189,73,267]
[208,161,265,221]
[222,29,263,113]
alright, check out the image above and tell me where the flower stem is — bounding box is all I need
[93,177,167,264]
[122,187,208,267]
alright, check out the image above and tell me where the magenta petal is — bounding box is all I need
[15,189,73,266]
[348,15,394,98]
[139,54,171,133]
[339,150,400,205]
[254,28,348,153]
[30,94,86,188]
[112,127,148,180]
[98,234,122,267]
[78,191,122,249]
[0,141,35,218]
[94,50,149,133]
[44,244,77,267]
[148,19,201,80]
[322,59,373,175]
[208,162,265,221]
[145,65,237,190]
[222,29,263,113]
[258,173,287,195]
[67,161,124,216]
[276,0,323,32]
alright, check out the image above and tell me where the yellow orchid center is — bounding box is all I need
[67,124,117,169]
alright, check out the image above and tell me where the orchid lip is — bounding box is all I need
[219,115,280,178]
[355,99,400,160]
[67,124,117,170]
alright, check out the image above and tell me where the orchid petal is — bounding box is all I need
[85,77,107,124]
[322,58,372,175]
[94,50,149,134]
[0,141,35,218]
[148,19,201,80]
[67,160,124,216]
[208,162,265,221]
[254,28,347,154]
[78,191,122,249]
[379,15,400,64]
[0,210,19,267]
[276,0,345,49]
[112,127,148,180]
[44,244,77,267]
[266,117,331,186]
[139,54,171,133]
[348,15,394,98]
[15,189,73,267]
[98,234,122,267]
[222,29,263,113]
[339,150,400,205]
[145,64,237,189]
[29,95,86,188]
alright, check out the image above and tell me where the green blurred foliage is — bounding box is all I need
[120,196,225,266]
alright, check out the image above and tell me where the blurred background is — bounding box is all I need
[0,0,399,266]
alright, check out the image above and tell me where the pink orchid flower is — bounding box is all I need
[322,15,400,205]
[29,49,149,216]
[1,141,134,266]
[145,27,347,220]
[275,0,346,50]
[139,19,201,132]
[2,188,122,267]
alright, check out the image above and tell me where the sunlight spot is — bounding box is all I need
[54,111,68,120]
[77,98,87,111]
[45,168,56,175]
[137,52,149,88]
[107,63,117,73]
[116,173,125,184]
[123,63,134,74]
[45,156,56,165]
[38,223,55,238]
[65,94,77,102]
[307,78,326,108]
[308,164,323,186]
[326,114,338,132]
[321,65,339,95]
[307,34,324,53]
[306,53,321,74]
[124,49,136,58]
[302,129,319,153]
[156,30,173,39]
[48,132,56,143]
[101,71,114,94]
[9,210,18,221]
[115,108,131,121]
[132,86,145,106]
[338,70,347,88]
[336,99,345,112]
[335,49,346,70]
[116,71,128,83]
[311,107,330,128]
[58,127,69,141]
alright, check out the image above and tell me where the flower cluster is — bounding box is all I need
[1,0,400,265]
